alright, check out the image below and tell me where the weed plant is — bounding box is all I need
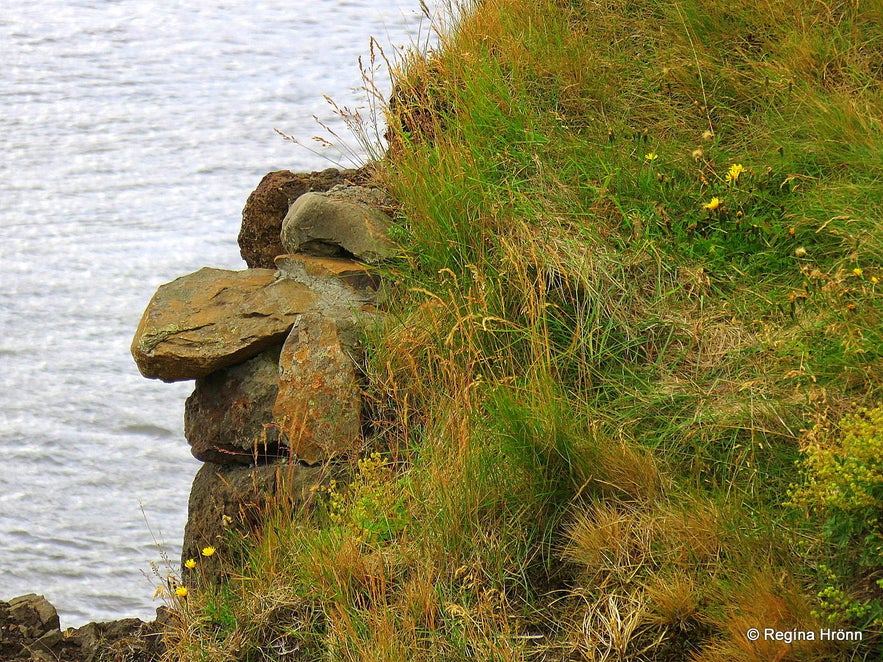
[165,0,883,659]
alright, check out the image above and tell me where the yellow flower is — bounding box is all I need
[871,276,879,284]
[645,152,658,161]
[175,586,188,598]
[703,197,722,211]
[185,558,197,569]
[725,163,745,183]
[201,546,216,557]
[853,268,863,277]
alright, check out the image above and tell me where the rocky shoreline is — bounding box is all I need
[0,594,168,662]
[2,166,395,661]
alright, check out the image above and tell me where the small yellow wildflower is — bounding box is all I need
[703,197,722,211]
[201,546,216,557]
[871,276,879,284]
[788,227,796,237]
[175,586,188,598]
[184,558,197,569]
[691,146,704,160]
[702,130,714,140]
[853,268,863,277]
[725,163,746,183]
[645,152,658,161]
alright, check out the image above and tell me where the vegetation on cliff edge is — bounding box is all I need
[165,0,883,659]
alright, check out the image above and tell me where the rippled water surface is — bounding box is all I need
[0,0,428,626]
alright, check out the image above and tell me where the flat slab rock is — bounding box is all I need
[131,267,316,382]
[275,253,379,293]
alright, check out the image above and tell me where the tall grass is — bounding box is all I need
[165,0,883,659]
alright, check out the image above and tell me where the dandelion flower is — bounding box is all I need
[175,586,188,598]
[871,276,879,284]
[853,268,863,277]
[725,163,746,183]
[703,197,722,211]
[185,558,197,569]
[645,152,658,161]
[201,546,216,557]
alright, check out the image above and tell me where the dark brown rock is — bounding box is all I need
[184,346,284,465]
[0,595,167,661]
[65,609,170,662]
[239,168,366,268]
[181,461,328,585]
[131,268,316,382]
[273,313,362,464]
[7,594,59,636]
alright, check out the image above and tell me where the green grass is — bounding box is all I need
[165,0,883,659]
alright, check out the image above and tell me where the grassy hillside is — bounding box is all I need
[165,0,883,659]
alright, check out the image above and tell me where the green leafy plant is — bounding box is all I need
[788,406,883,629]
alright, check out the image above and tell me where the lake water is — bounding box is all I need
[0,0,432,627]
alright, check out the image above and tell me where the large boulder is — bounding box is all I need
[280,185,396,263]
[181,461,328,584]
[184,346,283,465]
[131,268,316,382]
[273,313,363,464]
[239,168,365,268]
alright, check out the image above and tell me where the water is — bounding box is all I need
[0,0,430,627]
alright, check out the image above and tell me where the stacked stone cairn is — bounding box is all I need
[131,167,396,582]
[0,169,397,661]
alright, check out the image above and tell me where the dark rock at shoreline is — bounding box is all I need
[181,460,329,585]
[239,168,366,269]
[131,267,316,382]
[0,594,168,661]
[184,346,283,465]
